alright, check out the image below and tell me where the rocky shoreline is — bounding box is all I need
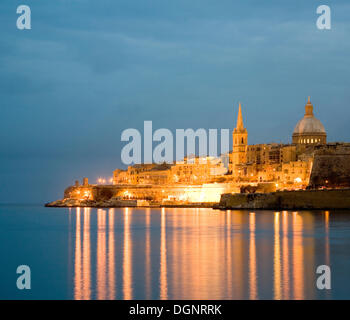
[45,198,137,208]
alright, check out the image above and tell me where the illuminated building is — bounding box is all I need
[112,97,326,191]
[61,97,350,206]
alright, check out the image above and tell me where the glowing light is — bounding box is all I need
[123,191,132,198]
[180,184,226,203]
[84,191,91,199]
[294,177,302,183]
[97,178,107,184]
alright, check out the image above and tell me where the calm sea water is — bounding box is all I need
[0,205,350,300]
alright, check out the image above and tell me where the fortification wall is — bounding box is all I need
[63,183,237,203]
[308,143,350,188]
[219,189,350,210]
[64,185,122,200]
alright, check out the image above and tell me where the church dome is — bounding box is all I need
[293,117,326,134]
[292,97,327,145]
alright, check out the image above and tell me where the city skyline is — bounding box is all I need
[1,1,350,203]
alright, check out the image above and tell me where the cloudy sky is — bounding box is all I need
[1,0,350,203]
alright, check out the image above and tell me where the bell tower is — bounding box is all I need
[232,102,248,170]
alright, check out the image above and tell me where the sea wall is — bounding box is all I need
[63,183,236,202]
[218,188,350,210]
[43,182,240,207]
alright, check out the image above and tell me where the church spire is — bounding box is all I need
[232,102,248,170]
[236,102,245,131]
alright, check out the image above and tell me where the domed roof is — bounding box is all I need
[293,97,326,135]
[293,117,326,134]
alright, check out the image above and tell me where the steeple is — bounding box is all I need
[231,102,248,170]
[236,102,245,131]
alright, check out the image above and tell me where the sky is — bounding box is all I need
[1,0,350,203]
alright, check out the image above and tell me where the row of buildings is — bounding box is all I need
[113,157,228,186]
[61,96,350,205]
[113,97,326,191]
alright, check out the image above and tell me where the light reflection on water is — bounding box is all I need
[70,208,335,300]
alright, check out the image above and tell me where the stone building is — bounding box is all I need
[113,164,171,185]
[113,157,227,186]
[170,156,227,184]
[113,97,330,191]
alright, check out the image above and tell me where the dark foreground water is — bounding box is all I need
[0,205,350,300]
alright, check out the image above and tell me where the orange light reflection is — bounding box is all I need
[249,212,257,299]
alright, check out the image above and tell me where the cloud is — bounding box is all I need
[1,0,350,202]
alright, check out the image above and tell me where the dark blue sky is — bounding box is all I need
[1,0,350,203]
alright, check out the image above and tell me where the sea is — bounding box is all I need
[1,205,350,299]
